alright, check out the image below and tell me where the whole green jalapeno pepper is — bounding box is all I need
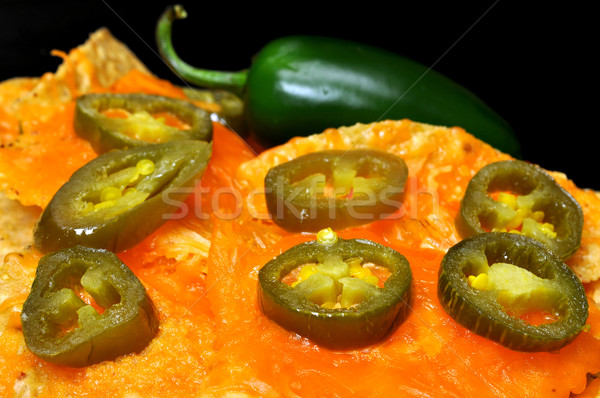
[438,232,588,352]
[258,228,412,350]
[155,5,521,157]
[34,140,211,253]
[21,245,159,367]
[74,93,212,153]
[459,160,583,260]
[264,149,408,232]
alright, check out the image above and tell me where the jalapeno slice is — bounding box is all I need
[264,150,408,232]
[182,87,246,135]
[460,160,583,260]
[34,140,211,253]
[74,93,212,153]
[438,232,588,352]
[258,228,412,350]
[21,246,159,367]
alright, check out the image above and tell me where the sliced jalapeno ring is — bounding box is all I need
[21,245,159,367]
[460,160,583,260]
[264,149,408,232]
[34,140,211,253]
[258,228,412,350]
[74,93,212,153]
[438,232,588,352]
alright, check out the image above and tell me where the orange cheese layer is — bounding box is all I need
[206,219,600,397]
[0,122,255,397]
[0,69,221,208]
[1,58,599,397]
[0,68,257,396]
[203,120,600,397]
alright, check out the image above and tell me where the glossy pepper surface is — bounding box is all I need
[34,140,211,253]
[264,149,408,232]
[156,5,521,157]
[21,246,159,367]
[459,160,583,260]
[438,232,588,352]
[181,87,246,136]
[74,93,212,153]
[258,228,412,350]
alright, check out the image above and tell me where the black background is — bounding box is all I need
[1,1,596,189]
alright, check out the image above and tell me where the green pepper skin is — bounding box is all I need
[182,87,246,135]
[156,5,521,157]
[258,237,412,350]
[34,140,211,253]
[460,160,583,260]
[264,149,408,232]
[74,93,212,154]
[21,246,159,367]
[438,232,588,352]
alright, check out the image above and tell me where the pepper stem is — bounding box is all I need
[155,5,248,95]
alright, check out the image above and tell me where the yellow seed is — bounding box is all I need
[94,199,117,211]
[349,266,366,279]
[531,211,545,222]
[100,186,122,202]
[542,222,555,232]
[297,264,318,282]
[508,229,521,234]
[468,273,490,290]
[317,227,337,245]
[349,265,372,280]
[364,275,379,286]
[321,301,338,309]
[136,159,155,176]
[496,192,517,209]
[492,227,507,233]
[541,223,557,238]
[123,187,138,196]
